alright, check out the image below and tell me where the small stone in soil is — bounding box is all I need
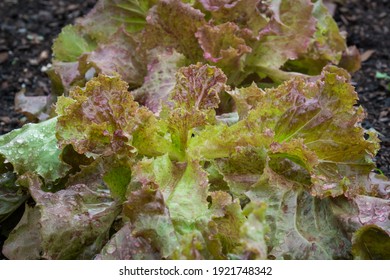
[0,51,8,63]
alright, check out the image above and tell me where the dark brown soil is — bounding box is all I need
[335,0,390,176]
[0,0,389,175]
[0,0,97,133]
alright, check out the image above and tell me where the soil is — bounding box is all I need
[0,0,97,133]
[0,0,389,177]
[334,0,390,176]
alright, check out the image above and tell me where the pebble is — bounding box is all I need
[0,116,11,123]
[0,51,8,63]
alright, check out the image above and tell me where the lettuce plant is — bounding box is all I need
[1,0,389,260]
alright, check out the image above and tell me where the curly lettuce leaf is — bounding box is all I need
[143,0,206,60]
[247,0,316,81]
[164,63,228,160]
[190,66,379,199]
[77,0,156,41]
[196,0,268,33]
[124,183,180,258]
[195,22,252,82]
[87,28,147,87]
[132,48,186,113]
[285,0,347,75]
[56,74,153,157]
[0,118,71,182]
[171,63,227,110]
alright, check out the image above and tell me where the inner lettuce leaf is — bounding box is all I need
[124,156,267,259]
[166,63,228,160]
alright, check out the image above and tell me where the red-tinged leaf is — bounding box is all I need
[56,74,153,157]
[143,0,206,60]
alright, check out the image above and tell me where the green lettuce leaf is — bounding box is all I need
[124,182,180,258]
[128,155,268,259]
[52,25,97,62]
[77,0,156,41]
[129,154,183,200]
[190,66,379,198]
[351,225,390,260]
[0,118,71,182]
